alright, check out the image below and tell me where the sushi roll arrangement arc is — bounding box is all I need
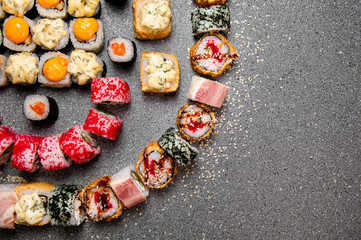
[190,33,239,77]
[23,95,59,123]
[132,0,172,40]
[176,102,216,141]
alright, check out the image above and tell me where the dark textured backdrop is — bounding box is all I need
[0,0,360,239]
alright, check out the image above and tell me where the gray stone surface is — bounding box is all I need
[0,0,360,239]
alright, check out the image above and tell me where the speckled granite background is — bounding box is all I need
[0,0,360,239]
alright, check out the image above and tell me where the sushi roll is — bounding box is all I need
[14,182,55,226]
[136,142,177,189]
[48,185,85,226]
[83,108,123,140]
[2,0,34,17]
[0,4,7,21]
[38,134,72,171]
[140,51,180,93]
[132,0,172,40]
[191,5,230,36]
[0,185,18,229]
[0,55,8,87]
[36,0,68,19]
[91,77,131,104]
[79,176,123,222]
[32,18,69,51]
[3,16,36,52]
[107,37,136,63]
[194,0,227,7]
[110,166,149,208]
[0,126,17,165]
[5,52,39,85]
[188,75,229,108]
[38,52,71,88]
[176,102,216,141]
[23,95,59,123]
[158,127,198,166]
[67,49,104,85]
[67,0,100,17]
[190,33,239,77]
[59,125,101,164]
[69,18,104,53]
[11,134,43,172]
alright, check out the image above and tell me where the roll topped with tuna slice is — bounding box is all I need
[79,176,123,222]
[176,102,216,141]
[190,33,238,77]
[0,184,18,229]
[136,142,177,189]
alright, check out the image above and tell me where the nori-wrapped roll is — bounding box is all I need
[49,185,85,226]
[158,127,198,166]
[191,5,230,36]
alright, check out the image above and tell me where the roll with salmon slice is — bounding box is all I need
[110,166,149,208]
[79,176,123,222]
[0,184,18,229]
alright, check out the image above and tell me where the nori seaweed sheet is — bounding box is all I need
[158,127,198,166]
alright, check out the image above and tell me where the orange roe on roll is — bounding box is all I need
[73,18,98,41]
[30,102,46,116]
[5,17,30,44]
[38,0,61,8]
[43,56,68,82]
[111,43,126,56]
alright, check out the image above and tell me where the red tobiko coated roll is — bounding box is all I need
[0,126,18,165]
[59,125,101,164]
[91,77,131,104]
[38,134,73,171]
[83,108,123,140]
[11,134,43,172]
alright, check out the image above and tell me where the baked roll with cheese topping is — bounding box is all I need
[140,51,179,93]
[132,0,172,40]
